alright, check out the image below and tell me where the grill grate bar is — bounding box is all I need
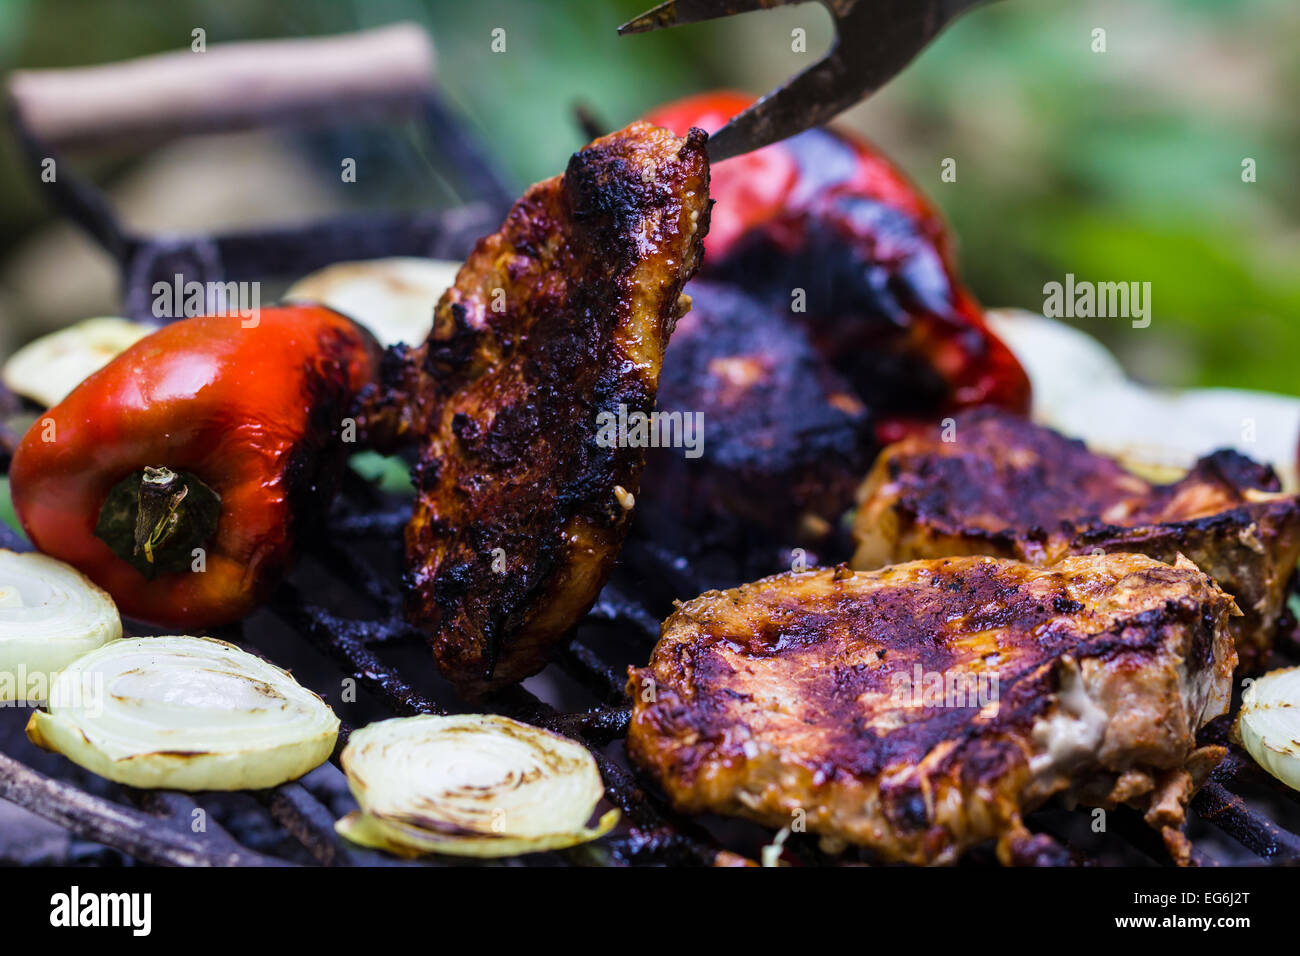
[272,587,444,718]
[585,583,665,644]
[305,523,406,611]
[1211,746,1300,810]
[128,788,258,863]
[258,781,416,867]
[1191,780,1300,864]
[0,751,289,867]
[329,510,409,539]
[555,642,633,706]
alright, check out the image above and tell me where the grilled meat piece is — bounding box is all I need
[359,122,710,695]
[627,554,1236,865]
[852,408,1300,670]
[638,280,870,545]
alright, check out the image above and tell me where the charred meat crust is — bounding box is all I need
[638,280,871,542]
[853,408,1300,669]
[359,123,710,695]
[627,554,1236,865]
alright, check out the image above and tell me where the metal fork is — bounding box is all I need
[619,0,996,161]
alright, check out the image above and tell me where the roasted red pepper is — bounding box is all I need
[645,92,1030,443]
[9,305,380,629]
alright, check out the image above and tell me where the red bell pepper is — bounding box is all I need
[645,91,1030,442]
[9,305,380,629]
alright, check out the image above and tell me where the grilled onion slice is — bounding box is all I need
[986,309,1300,488]
[336,714,618,858]
[0,549,120,703]
[285,257,462,346]
[26,635,338,790]
[1239,667,1300,792]
[2,317,152,407]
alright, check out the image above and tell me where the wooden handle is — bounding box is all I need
[7,23,437,151]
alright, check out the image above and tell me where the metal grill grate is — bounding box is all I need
[3,477,1300,867]
[0,484,730,867]
[1,77,1299,869]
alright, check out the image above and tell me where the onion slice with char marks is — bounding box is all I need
[336,714,618,858]
[2,317,153,408]
[26,635,338,790]
[1239,666,1300,792]
[986,309,1300,488]
[0,549,120,703]
[285,257,462,347]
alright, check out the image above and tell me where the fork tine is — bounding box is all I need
[704,54,849,162]
[618,0,793,36]
[706,0,991,161]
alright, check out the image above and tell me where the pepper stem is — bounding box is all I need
[95,467,222,580]
[135,466,189,565]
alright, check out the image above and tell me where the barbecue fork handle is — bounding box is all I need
[6,23,437,152]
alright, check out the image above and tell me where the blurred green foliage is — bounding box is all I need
[0,0,1295,392]
[889,0,1300,393]
[0,477,23,535]
[348,452,415,497]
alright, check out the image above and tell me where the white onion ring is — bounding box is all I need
[285,258,462,347]
[336,714,618,858]
[1,317,152,407]
[0,549,120,703]
[26,635,339,790]
[1239,666,1300,793]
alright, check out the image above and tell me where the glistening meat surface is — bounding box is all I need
[852,408,1300,669]
[627,554,1236,865]
[358,122,710,695]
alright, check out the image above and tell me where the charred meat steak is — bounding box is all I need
[627,554,1236,865]
[359,122,710,695]
[638,280,870,546]
[852,408,1300,669]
